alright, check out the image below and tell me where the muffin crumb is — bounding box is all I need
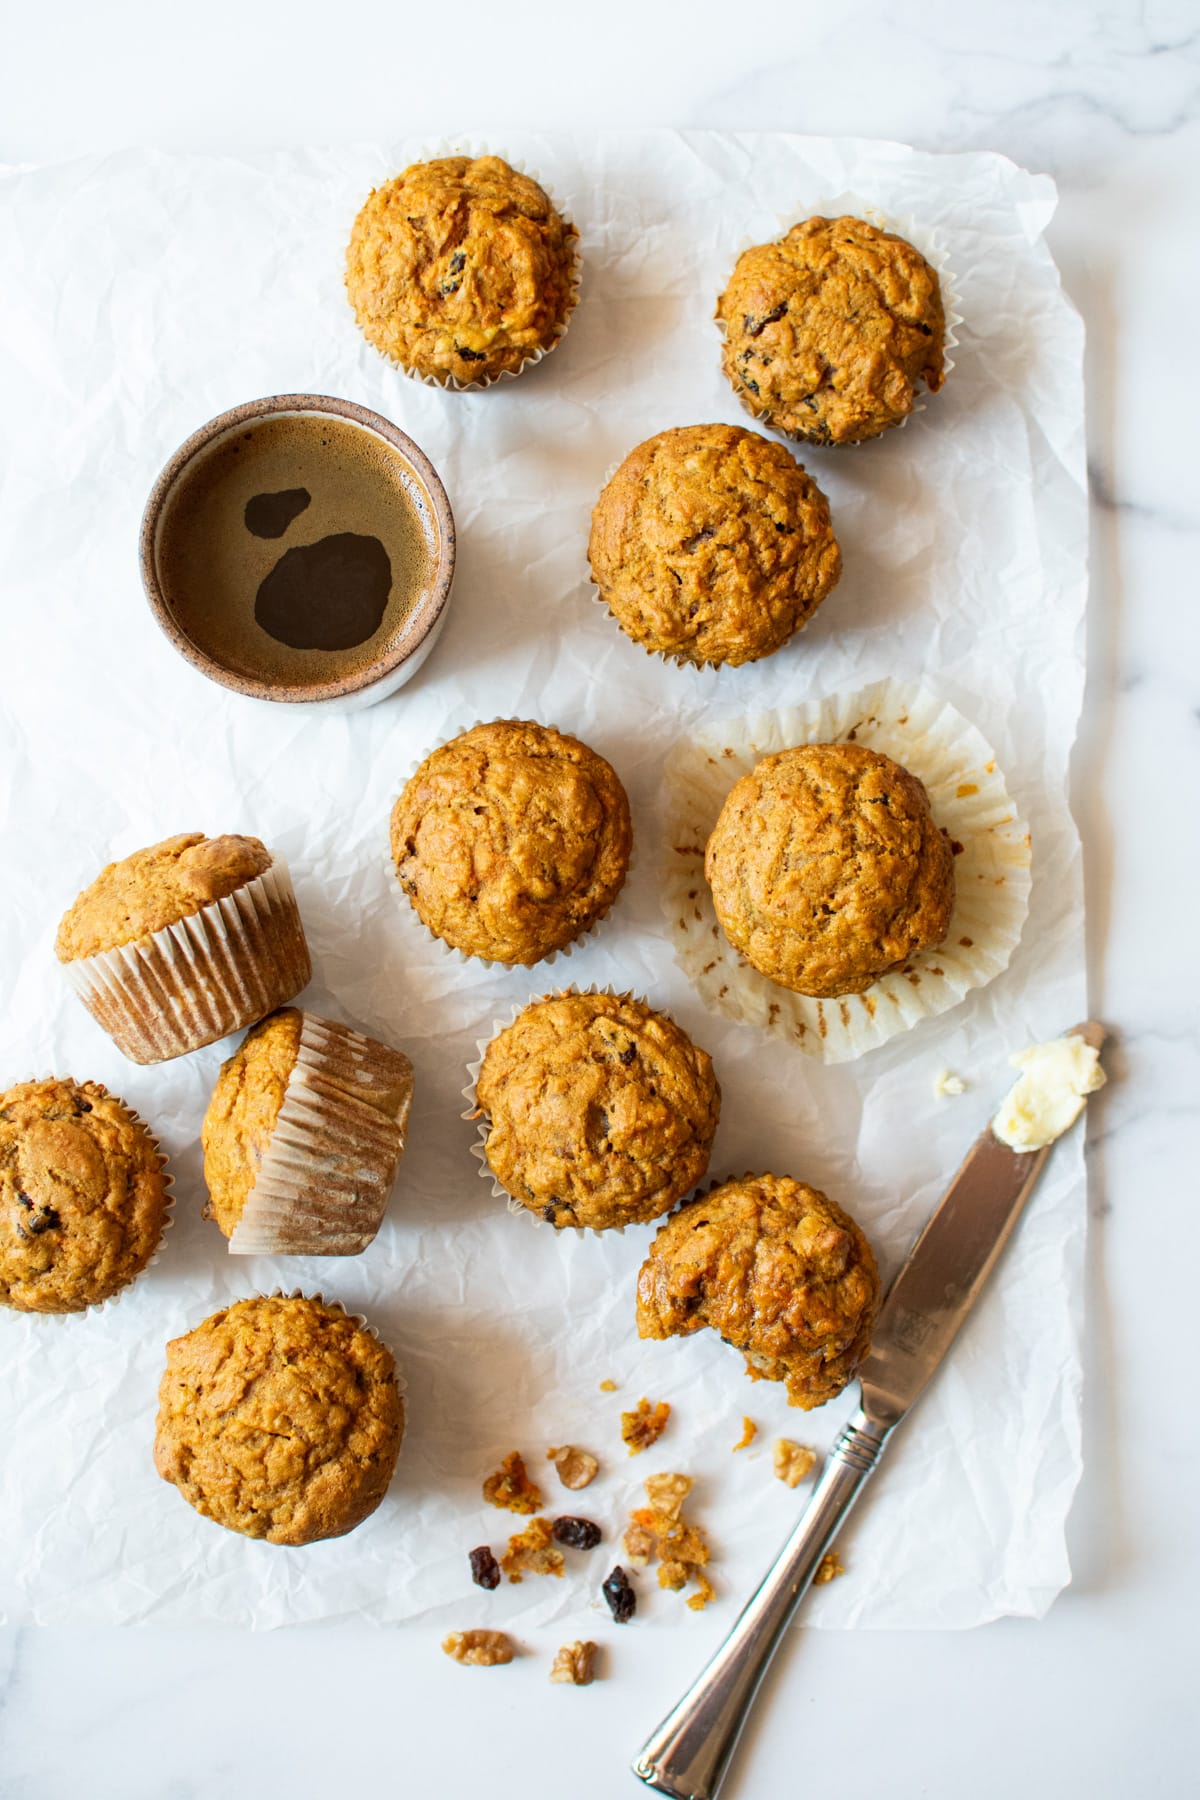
[814,1551,845,1585]
[622,1397,671,1455]
[732,1417,758,1452]
[501,1516,565,1583]
[482,1451,543,1514]
[774,1440,818,1488]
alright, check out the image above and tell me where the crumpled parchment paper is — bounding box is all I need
[0,132,1087,1630]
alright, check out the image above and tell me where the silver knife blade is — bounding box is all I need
[858,1019,1106,1430]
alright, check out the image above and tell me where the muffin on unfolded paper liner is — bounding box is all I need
[202,1008,414,1256]
[55,832,312,1065]
[662,679,1031,1063]
[463,986,720,1235]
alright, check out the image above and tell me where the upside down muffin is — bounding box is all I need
[588,424,841,667]
[0,1077,170,1314]
[717,215,945,446]
[390,721,632,965]
[704,741,954,997]
[475,991,720,1231]
[345,155,579,386]
[636,1174,880,1409]
[154,1295,404,1544]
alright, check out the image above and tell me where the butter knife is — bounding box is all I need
[633,1021,1106,1800]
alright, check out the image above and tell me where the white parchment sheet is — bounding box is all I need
[0,133,1087,1630]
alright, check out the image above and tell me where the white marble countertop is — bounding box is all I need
[1,3,1196,1796]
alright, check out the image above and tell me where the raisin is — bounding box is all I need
[469,1545,501,1590]
[75,1099,92,1113]
[553,1516,602,1551]
[742,377,760,396]
[602,1565,636,1623]
[16,1192,34,1209]
[456,345,486,362]
[449,251,466,273]
[541,1203,559,1225]
[620,1044,637,1066]
[440,280,462,297]
[743,302,787,337]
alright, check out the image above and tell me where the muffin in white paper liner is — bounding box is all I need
[716,192,963,439]
[389,718,634,972]
[60,857,312,1066]
[662,680,1031,1063]
[348,141,582,394]
[463,985,717,1237]
[218,1011,414,1258]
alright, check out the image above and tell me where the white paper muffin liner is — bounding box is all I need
[4,1080,175,1321]
[223,1012,414,1257]
[662,679,1031,1064]
[61,858,312,1065]
[389,719,635,972]
[463,984,719,1238]
[354,140,582,394]
[716,192,963,440]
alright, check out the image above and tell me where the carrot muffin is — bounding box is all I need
[345,154,579,386]
[202,1008,414,1256]
[475,992,719,1231]
[717,216,945,446]
[705,742,954,997]
[0,1077,169,1314]
[636,1174,880,1409]
[55,832,311,1064]
[588,424,841,668]
[391,721,632,965]
[154,1294,403,1544]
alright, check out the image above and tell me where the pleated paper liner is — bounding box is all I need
[355,140,582,394]
[716,191,963,441]
[61,857,312,1066]
[7,1082,175,1320]
[463,985,713,1238]
[226,1011,414,1257]
[662,679,1031,1064]
[389,717,635,972]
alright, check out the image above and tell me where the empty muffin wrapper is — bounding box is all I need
[662,678,1032,1064]
[61,858,312,1066]
[719,192,963,435]
[227,1012,414,1257]
[360,139,582,394]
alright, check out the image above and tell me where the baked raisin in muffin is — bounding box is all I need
[717,216,945,445]
[390,721,632,965]
[636,1174,880,1409]
[589,424,840,667]
[705,742,954,997]
[345,155,578,386]
[475,991,719,1230]
[154,1295,404,1544]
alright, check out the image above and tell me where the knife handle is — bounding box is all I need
[632,1407,892,1800]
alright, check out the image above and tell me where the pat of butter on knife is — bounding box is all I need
[992,1034,1106,1151]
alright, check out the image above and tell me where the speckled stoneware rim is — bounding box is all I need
[662,678,1032,1064]
[60,856,312,1066]
[354,141,582,393]
[2,1081,175,1322]
[716,196,963,444]
[388,717,635,972]
[223,1010,414,1258]
[140,393,456,704]
[462,984,715,1239]
[587,433,840,674]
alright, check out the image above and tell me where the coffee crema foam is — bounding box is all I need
[157,413,436,687]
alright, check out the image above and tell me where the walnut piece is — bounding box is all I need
[549,1640,599,1686]
[622,1522,657,1568]
[814,1551,844,1585]
[547,1444,600,1490]
[732,1416,757,1452]
[482,1451,544,1514]
[644,1471,692,1521]
[621,1397,671,1455]
[622,1471,712,1609]
[773,1439,818,1488]
[442,1629,515,1667]
[501,1516,565,1583]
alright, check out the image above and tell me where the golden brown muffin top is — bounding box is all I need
[201,1008,304,1238]
[153,1295,403,1545]
[0,1077,169,1314]
[635,1173,880,1410]
[345,155,578,386]
[476,992,720,1231]
[55,832,273,962]
[390,721,632,966]
[717,216,945,446]
[705,742,954,997]
[588,424,841,668]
